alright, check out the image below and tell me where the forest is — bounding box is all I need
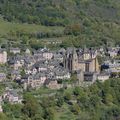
[1,78,120,120]
[0,0,120,26]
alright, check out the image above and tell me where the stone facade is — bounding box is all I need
[64,48,100,73]
[0,50,7,64]
[64,48,100,83]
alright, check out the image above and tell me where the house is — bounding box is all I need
[31,68,38,75]
[55,71,71,80]
[25,48,31,55]
[0,105,3,112]
[11,70,21,80]
[46,80,62,89]
[38,65,48,72]
[0,50,7,64]
[0,96,2,103]
[33,48,53,60]
[14,60,23,70]
[24,55,35,67]
[97,73,110,82]
[31,61,48,73]
[107,47,120,58]
[48,60,60,69]
[3,90,22,104]
[108,50,118,58]
[103,60,120,74]
[8,55,25,70]
[53,53,64,62]
[10,48,20,54]
[24,73,47,88]
[43,52,53,60]
[58,48,66,55]
[0,73,6,82]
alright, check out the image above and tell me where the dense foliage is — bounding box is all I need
[2,78,120,120]
[0,0,120,49]
[0,0,120,26]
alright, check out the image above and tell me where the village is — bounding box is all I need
[0,46,120,110]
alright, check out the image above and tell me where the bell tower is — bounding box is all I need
[72,48,78,72]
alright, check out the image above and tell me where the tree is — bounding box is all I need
[104,93,113,105]
[90,95,100,108]
[70,73,78,83]
[3,103,22,119]
[44,108,55,120]
[64,92,72,101]
[20,69,26,76]
[41,96,56,108]
[56,96,64,107]
[64,24,81,36]
[22,93,39,118]
[73,87,81,96]
[71,104,80,115]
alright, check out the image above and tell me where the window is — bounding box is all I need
[85,63,89,72]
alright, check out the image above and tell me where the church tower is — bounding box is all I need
[63,53,68,69]
[95,57,100,73]
[63,52,72,72]
[72,48,78,72]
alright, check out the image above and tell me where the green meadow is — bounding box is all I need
[0,18,64,35]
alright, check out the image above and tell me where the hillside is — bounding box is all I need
[0,0,120,26]
[0,18,64,35]
[2,79,120,120]
[0,0,120,49]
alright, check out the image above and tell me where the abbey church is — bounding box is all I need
[64,48,100,82]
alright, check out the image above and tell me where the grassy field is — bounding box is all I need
[0,18,64,35]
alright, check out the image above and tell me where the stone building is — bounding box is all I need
[0,50,7,64]
[64,48,99,73]
[10,48,20,54]
[64,48,100,83]
[23,73,47,89]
